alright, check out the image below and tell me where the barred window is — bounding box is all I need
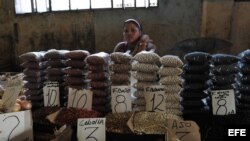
[15,0,158,14]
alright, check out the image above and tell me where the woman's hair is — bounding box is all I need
[124,19,142,31]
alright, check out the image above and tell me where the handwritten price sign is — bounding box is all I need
[111,86,132,113]
[2,78,22,112]
[211,89,236,115]
[43,81,60,107]
[0,110,33,141]
[144,85,166,112]
[77,118,106,141]
[68,88,93,110]
[167,119,200,141]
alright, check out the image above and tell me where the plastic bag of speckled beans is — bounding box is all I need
[184,52,211,64]
[133,51,160,63]
[110,52,132,64]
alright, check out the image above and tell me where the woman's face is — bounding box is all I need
[123,22,141,43]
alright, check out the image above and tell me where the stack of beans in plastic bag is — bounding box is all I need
[109,52,132,86]
[181,52,211,118]
[19,51,47,109]
[207,53,240,140]
[132,51,160,111]
[210,54,240,110]
[237,49,250,123]
[85,52,111,115]
[159,55,183,118]
[64,50,90,90]
[44,49,69,106]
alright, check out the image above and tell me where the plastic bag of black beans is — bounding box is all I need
[212,54,240,65]
[182,73,209,82]
[239,84,250,93]
[240,94,250,103]
[237,74,250,84]
[238,63,250,74]
[181,98,209,108]
[211,74,236,85]
[184,52,211,64]
[183,82,209,91]
[210,63,239,75]
[182,63,210,73]
[180,90,208,100]
[238,49,250,63]
[210,84,236,90]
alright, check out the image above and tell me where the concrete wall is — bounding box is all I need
[94,0,202,56]
[231,2,250,54]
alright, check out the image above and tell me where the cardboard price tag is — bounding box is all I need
[167,119,200,141]
[77,118,106,141]
[43,81,60,107]
[2,78,22,112]
[211,89,236,115]
[0,110,34,141]
[111,86,132,113]
[144,85,166,112]
[68,88,93,110]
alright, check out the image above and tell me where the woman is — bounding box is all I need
[113,19,156,56]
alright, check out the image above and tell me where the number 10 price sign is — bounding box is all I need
[43,81,60,107]
[68,88,93,110]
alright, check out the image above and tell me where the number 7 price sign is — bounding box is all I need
[68,88,93,110]
[77,118,106,141]
[144,85,166,112]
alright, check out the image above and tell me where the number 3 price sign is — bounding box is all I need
[77,118,106,141]
[68,88,93,110]
[211,89,236,115]
[111,86,132,113]
[43,81,60,107]
[0,110,33,141]
[144,85,166,112]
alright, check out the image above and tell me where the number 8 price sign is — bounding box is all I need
[68,88,93,110]
[144,85,166,112]
[77,118,106,141]
[111,86,132,113]
[211,89,236,115]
